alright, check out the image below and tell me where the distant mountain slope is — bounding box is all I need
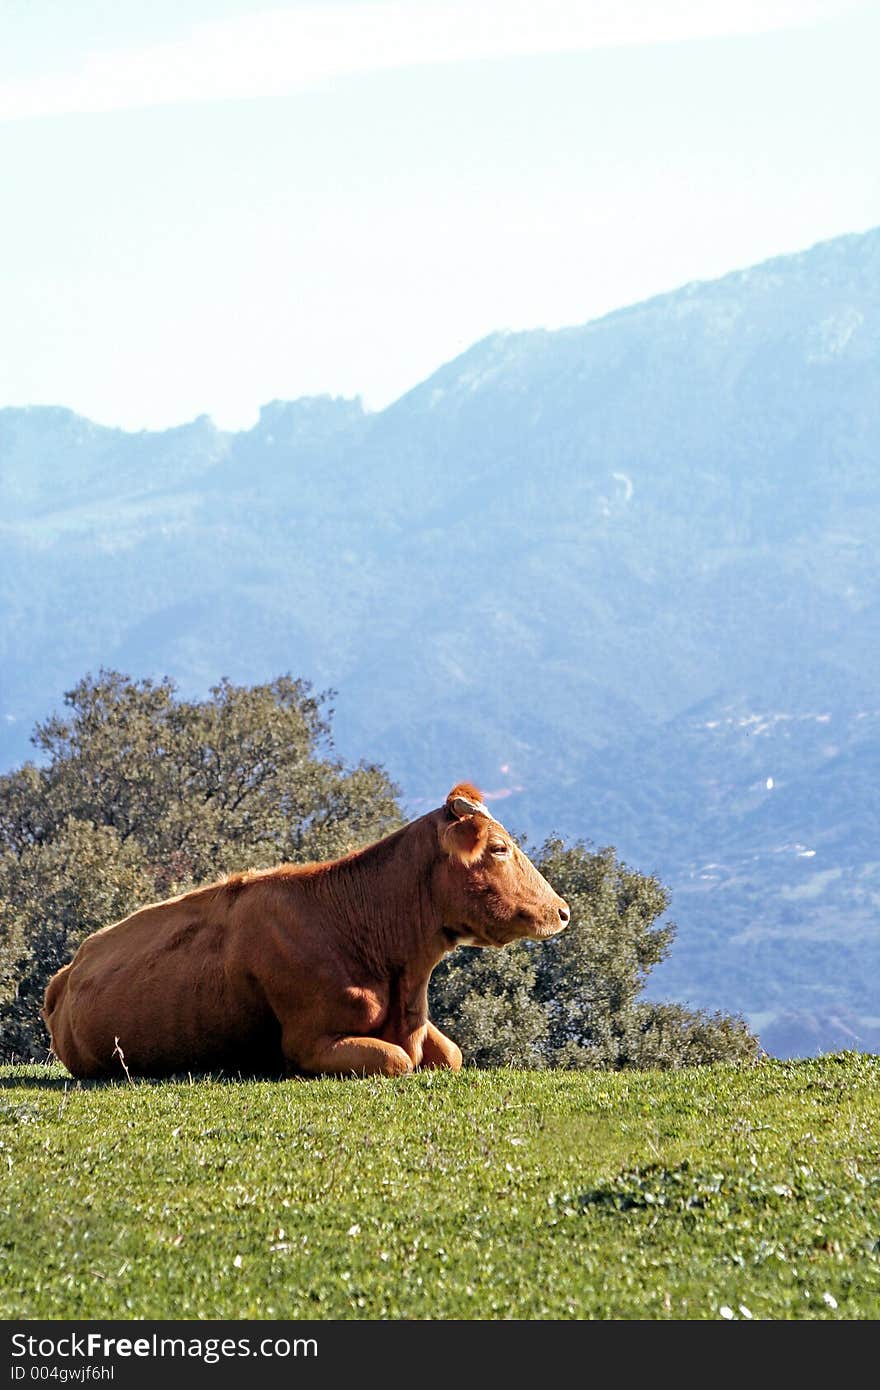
[2,227,879,1056]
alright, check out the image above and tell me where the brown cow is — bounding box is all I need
[42,783,570,1080]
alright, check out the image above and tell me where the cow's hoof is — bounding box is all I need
[446,1045,463,1072]
[384,1047,415,1078]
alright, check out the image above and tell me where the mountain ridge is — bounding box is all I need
[3,225,879,1057]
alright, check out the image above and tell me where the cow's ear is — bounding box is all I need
[446,783,491,819]
[440,814,489,866]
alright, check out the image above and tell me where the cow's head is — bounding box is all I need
[435,783,570,948]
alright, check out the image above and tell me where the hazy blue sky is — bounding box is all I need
[2,1,878,430]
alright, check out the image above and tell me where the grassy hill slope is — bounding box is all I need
[1,1056,878,1320]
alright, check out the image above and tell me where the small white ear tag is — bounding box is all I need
[451,795,492,819]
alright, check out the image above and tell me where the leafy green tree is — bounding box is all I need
[429,946,549,1068]
[0,819,154,1060]
[431,839,758,1069]
[598,1001,760,1069]
[19,671,402,882]
[532,839,673,1057]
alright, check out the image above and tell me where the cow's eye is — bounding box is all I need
[490,844,509,857]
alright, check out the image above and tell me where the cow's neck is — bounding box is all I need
[315,816,445,978]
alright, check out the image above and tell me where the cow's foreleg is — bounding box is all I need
[418,1021,463,1072]
[297,1034,414,1078]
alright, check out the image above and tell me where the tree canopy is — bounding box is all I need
[429,839,757,1068]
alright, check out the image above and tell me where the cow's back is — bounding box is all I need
[43,885,280,1078]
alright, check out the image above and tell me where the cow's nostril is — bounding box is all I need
[558,904,570,926]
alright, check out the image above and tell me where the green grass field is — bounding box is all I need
[1,1055,878,1320]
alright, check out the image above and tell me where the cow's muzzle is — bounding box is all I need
[531,902,570,939]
